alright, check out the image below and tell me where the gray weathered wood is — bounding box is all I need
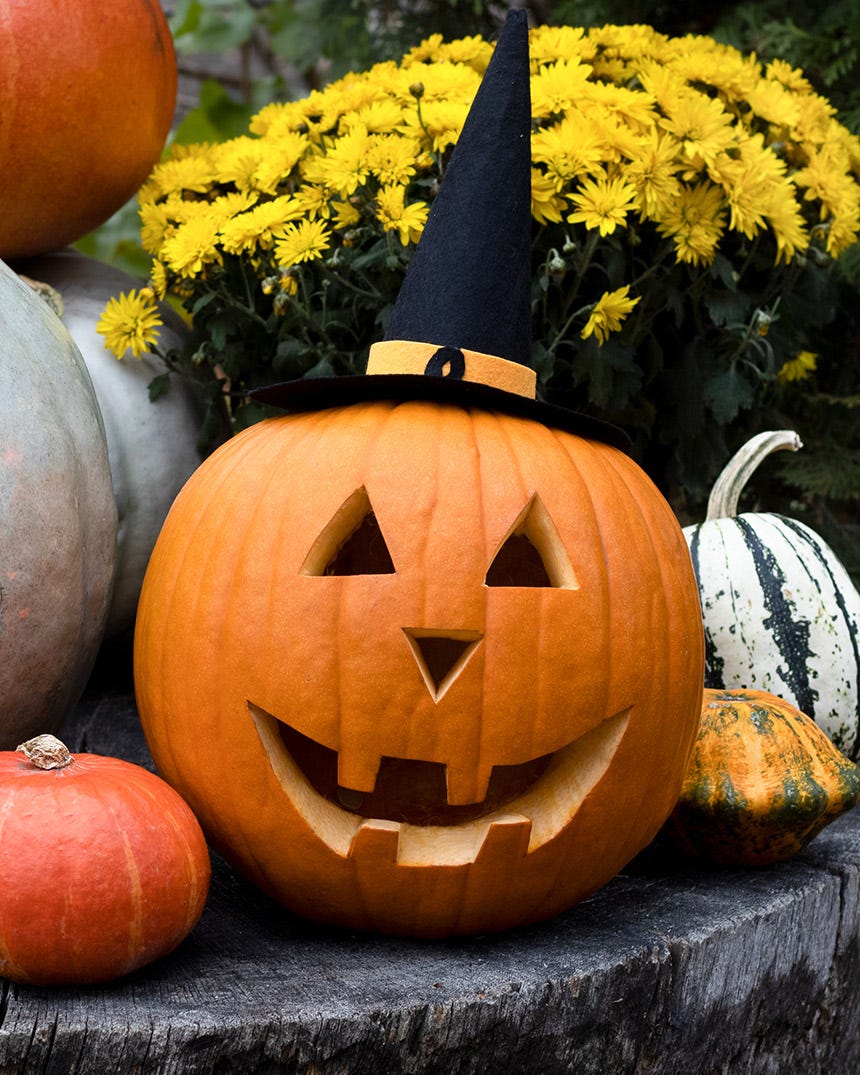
[2,666,860,1074]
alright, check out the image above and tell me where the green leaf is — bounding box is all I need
[778,447,860,501]
[171,0,257,54]
[705,289,751,327]
[148,373,171,402]
[703,367,755,424]
[231,402,269,431]
[304,355,337,379]
[709,252,738,290]
[168,0,202,41]
[172,81,258,145]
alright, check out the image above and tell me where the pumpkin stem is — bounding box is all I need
[17,734,73,770]
[705,430,803,521]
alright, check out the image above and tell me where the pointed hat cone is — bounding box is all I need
[384,8,532,366]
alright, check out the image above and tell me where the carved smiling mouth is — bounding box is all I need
[250,702,630,866]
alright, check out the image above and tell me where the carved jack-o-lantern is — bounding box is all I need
[135,398,703,936]
[134,13,704,936]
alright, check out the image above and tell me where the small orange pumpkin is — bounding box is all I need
[0,735,210,985]
[0,0,176,259]
[135,399,704,937]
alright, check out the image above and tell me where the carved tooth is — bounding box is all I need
[337,751,381,794]
[474,814,532,862]
[445,761,493,807]
[347,818,401,862]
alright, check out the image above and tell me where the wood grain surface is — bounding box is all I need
[2,668,859,1074]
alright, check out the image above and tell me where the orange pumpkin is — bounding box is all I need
[0,0,176,259]
[0,735,210,985]
[134,399,705,937]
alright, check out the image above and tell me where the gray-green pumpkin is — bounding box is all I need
[0,257,117,748]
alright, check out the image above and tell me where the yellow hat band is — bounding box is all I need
[366,340,537,400]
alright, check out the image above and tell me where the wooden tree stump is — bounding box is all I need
[2,681,859,1074]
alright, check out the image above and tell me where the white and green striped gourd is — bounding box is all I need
[683,430,860,759]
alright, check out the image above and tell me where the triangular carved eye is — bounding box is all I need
[485,494,576,589]
[301,487,395,576]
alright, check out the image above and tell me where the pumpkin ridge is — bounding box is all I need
[478,410,539,761]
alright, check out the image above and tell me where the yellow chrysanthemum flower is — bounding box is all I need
[332,200,361,229]
[580,286,641,345]
[531,59,593,119]
[211,138,268,192]
[149,153,217,199]
[140,199,180,256]
[400,97,473,154]
[666,37,758,103]
[625,129,682,220]
[405,60,480,103]
[274,218,332,267]
[161,214,224,277]
[366,134,423,186]
[436,35,493,72]
[96,288,163,360]
[345,98,407,136]
[765,182,809,263]
[766,58,812,94]
[822,195,860,257]
[746,78,800,129]
[531,168,566,224]
[402,33,445,65]
[150,260,168,300]
[659,91,736,166]
[529,24,590,66]
[375,185,429,245]
[793,148,859,221]
[793,94,836,145]
[567,173,638,236]
[656,182,726,265]
[531,115,607,191]
[219,195,306,255]
[636,59,690,116]
[709,133,791,242]
[300,124,372,197]
[777,350,817,383]
[581,81,658,135]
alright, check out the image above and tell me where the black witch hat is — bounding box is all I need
[252,10,629,451]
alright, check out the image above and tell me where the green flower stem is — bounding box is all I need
[546,301,600,356]
[547,229,602,350]
[220,288,270,328]
[325,267,383,302]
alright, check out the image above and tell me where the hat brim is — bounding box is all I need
[250,374,631,452]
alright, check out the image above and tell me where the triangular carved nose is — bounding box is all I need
[402,629,483,702]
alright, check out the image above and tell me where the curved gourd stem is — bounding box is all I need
[706,430,803,521]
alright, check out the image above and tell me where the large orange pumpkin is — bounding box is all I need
[0,0,176,259]
[134,399,704,937]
